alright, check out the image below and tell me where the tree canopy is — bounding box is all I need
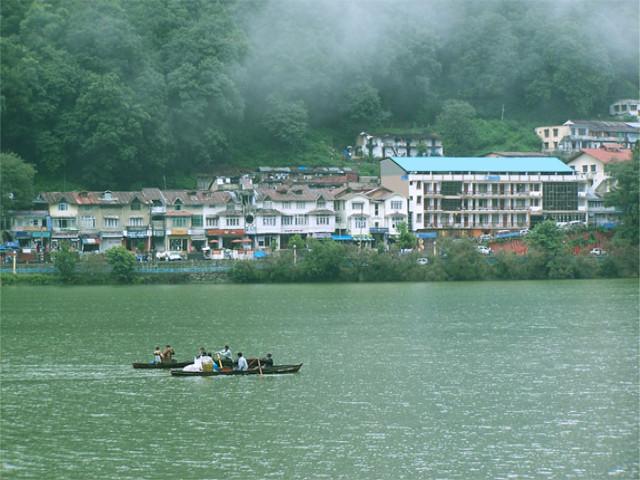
[2,0,638,189]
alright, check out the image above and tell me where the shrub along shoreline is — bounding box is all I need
[1,239,637,286]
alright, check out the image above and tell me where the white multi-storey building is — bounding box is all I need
[380,156,587,237]
[250,186,336,249]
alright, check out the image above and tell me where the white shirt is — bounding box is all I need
[218,348,232,359]
[237,356,248,371]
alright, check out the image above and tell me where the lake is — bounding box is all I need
[1,280,638,479]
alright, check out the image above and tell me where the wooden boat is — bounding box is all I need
[132,360,194,369]
[170,363,303,377]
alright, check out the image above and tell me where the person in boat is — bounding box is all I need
[161,344,175,363]
[260,353,273,367]
[200,351,214,372]
[153,346,162,364]
[217,345,232,360]
[236,352,248,372]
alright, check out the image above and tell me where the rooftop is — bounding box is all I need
[387,156,574,174]
[574,147,633,164]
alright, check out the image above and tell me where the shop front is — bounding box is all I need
[189,229,206,252]
[80,235,100,253]
[168,228,189,251]
[126,228,151,251]
[52,232,79,250]
[100,232,124,251]
[205,228,245,250]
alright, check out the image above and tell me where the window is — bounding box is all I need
[262,216,276,226]
[590,165,596,172]
[391,216,404,228]
[516,184,526,193]
[544,129,549,138]
[442,198,461,210]
[58,202,68,211]
[104,217,119,228]
[191,216,203,227]
[582,165,588,173]
[129,217,144,227]
[416,196,422,205]
[54,218,75,229]
[174,202,182,211]
[578,128,586,135]
[531,199,540,207]
[294,215,308,225]
[226,217,239,227]
[263,200,273,209]
[206,217,219,227]
[102,191,113,201]
[316,216,329,225]
[79,216,96,229]
[352,201,364,211]
[296,201,306,209]
[416,213,422,223]
[354,216,367,229]
[317,199,326,208]
[281,201,291,209]
[530,184,540,192]
[515,199,526,209]
[390,200,403,210]
[282,216,293,226]
[441,181,461,195]
[477,184,488,194]
[131,201,141,211]
[543,182,578,211]
[553,128,558,136]
[544,142,549,149]
[172,217,188,227]
[477,199,488,209]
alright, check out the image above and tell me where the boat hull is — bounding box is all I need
[170,363,303,377]
[133,361,193,369]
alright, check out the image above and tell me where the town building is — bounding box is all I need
[535,120,639,154]
[380,156,587,237]
[609,99,639,119]
[567,146,632,226]
[354,131,443,159]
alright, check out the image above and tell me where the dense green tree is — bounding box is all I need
[605,147,639,245]
[0,152,36,216]
[435,100,479,156]
[397,222,417,250]
[262,95,309,149]
[105,246,137,283]
[53,242,79,283]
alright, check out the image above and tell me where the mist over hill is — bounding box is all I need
[2,0,638,189]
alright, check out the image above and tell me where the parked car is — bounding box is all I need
[477,246,492,255]
[478,234,492,243]
[156,251,184,261]
[590,248,607,256]
[416,257,429,266]
[519,228,529,236]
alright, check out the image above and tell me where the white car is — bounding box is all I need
[477,246,492,255]
[519,228,529,236]
[416,257,429,265]
[590,248,607,256]
[156,251,184,261]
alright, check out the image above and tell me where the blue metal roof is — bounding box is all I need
[389,157,573,174]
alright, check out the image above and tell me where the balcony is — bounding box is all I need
[151,206,166,214]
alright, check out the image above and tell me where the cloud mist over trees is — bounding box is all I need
[1,0,638,189]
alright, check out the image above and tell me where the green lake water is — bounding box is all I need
[1,280,638,479]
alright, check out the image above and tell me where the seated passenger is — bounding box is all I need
[260,353,274,367]
[182,355,203,372]
[153,346,162,364]
[200,352,214,372]
[161,345,175,363]
[236,352,248,372]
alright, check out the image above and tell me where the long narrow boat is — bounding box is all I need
[133,361,194,369]
[170,363,303,377]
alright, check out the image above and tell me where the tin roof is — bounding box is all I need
[388,156,574,174]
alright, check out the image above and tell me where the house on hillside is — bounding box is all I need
[354,131,443,159]
[567,146,632,226]
[535,120,639,154]
[609,99,640,119]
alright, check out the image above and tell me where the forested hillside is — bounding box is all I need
[2,0,638,190]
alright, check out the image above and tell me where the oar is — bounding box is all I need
[216,354,223,370]
[257,358,263,376]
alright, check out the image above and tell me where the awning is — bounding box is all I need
[312,232,332,239]
[31,231,51,238]
[352,234,374,242]
[191,236,206,241]
[81,238,100,245]
[416,232,437,239]
[126,229,150,238]
[331,234,353,241]
[14,231,31,239]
